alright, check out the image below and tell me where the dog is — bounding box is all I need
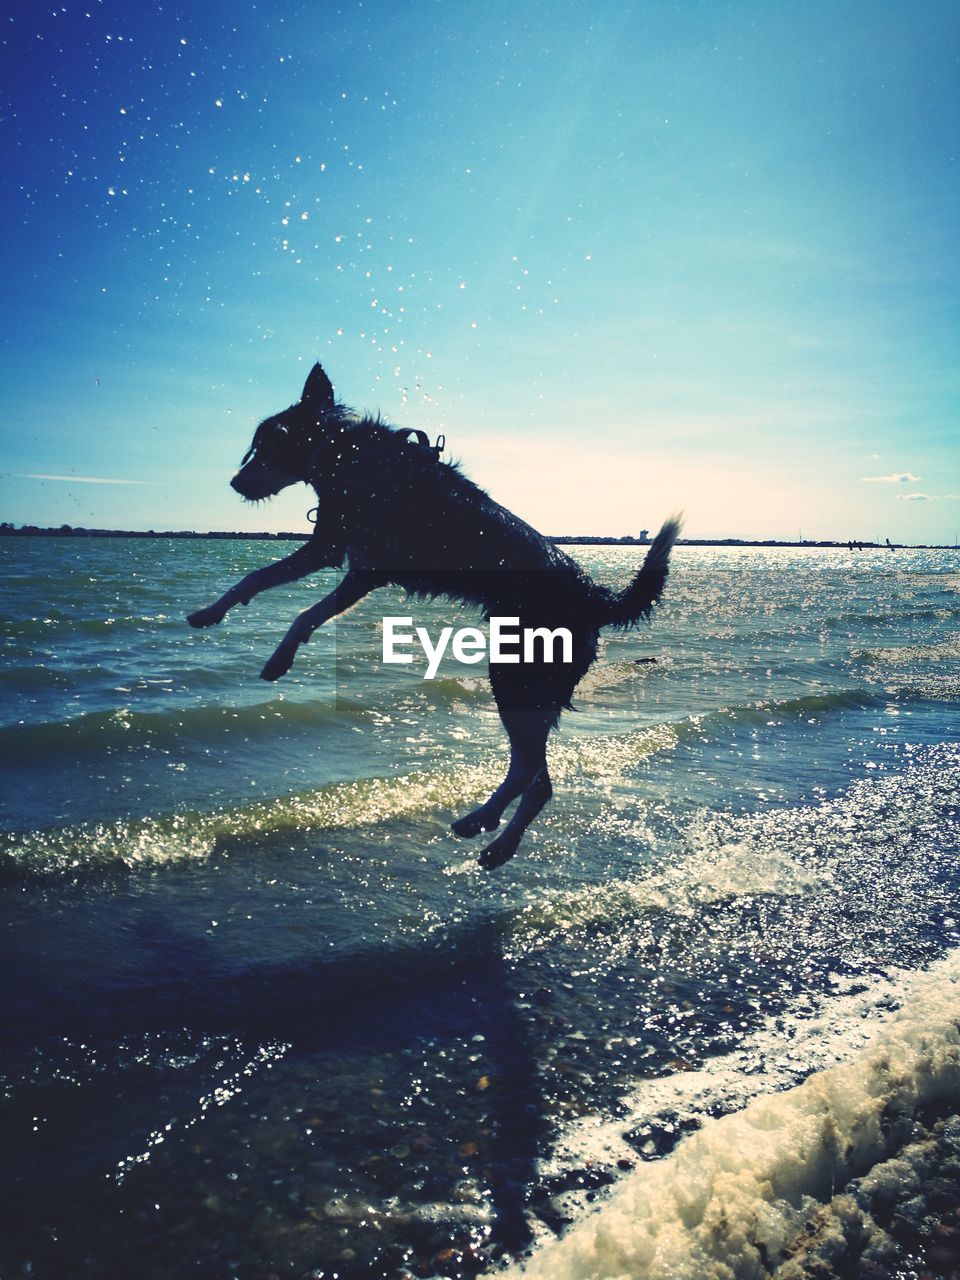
[188,363,680,868]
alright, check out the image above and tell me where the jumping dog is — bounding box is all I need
[188,363,679,868]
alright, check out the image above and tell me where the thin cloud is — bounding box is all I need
[17,473,153,486]
[861,472,921,484]
[896,492,960,502]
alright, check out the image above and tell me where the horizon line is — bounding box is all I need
[1,524,956,550]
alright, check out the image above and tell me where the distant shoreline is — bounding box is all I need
[1,525,954,550]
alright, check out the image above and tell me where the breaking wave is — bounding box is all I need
[503,950,960,1280]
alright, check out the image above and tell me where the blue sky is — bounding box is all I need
[2,0,958,541]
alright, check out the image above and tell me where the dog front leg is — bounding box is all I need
[187,543,338,629]
[260,569,374,681]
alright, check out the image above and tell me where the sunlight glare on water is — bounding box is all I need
[0,541,958,1277]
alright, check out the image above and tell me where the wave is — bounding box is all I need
[499,838,822,963]
[821,602,960,629]
[697,686,882,724]
[500,948,960,1280]
[856,634,960,666]
[0,662,103,692]
[0,695,353,761]
[0,612,174,640]
[414,673,489,701]
[853,635,960,701]
[856,633,960,662]
[501,738,959,961]
[0,719,681,876]
[0,672,492,759]
[0,677,885,767]
[0,683,896,877]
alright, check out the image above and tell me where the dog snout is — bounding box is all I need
[230,458,297,501]
[231,468,262,500]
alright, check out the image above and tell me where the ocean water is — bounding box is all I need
[1,536,959,1279]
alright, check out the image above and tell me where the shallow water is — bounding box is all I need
[1,537,958,1278]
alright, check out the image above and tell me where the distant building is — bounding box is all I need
[638,529,649,544]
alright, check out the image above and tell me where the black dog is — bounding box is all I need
[188,363,679,868]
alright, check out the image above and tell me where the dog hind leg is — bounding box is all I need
[451,666,555,839]
[451,747,538,838]
[457,630,596,865]
[478,763,553,870]
[455,702,555,868]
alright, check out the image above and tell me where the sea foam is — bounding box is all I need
[501,948,960,1280]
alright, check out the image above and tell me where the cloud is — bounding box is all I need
[895,492,960,502]
[861,472,921,484]
[17,473,153,485]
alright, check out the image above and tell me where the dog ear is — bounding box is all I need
[301,362,335,410]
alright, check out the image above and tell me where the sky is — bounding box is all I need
[1,0,958,542]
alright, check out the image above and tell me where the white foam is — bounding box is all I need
[501,827,824,961]
[540,965,912,1181]
[500,948,960,1280]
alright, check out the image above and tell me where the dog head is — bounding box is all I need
[231,363,339,501]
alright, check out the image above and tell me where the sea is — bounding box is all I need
[1,535,959,1280]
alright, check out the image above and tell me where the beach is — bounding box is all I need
[1,536,958,1278]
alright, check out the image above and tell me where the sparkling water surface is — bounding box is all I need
[1,537,958,1278]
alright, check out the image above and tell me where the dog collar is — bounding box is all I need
[305,431,446,524]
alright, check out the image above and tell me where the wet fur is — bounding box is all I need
[188,363,680,868]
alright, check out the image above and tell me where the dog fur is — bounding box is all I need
[188,363,680,868]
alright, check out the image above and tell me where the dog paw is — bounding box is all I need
[260,647,294,681]
[451,810,500,839]
[187,605,226,628]
[478,834,519,871]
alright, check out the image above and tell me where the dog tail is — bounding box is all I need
[601,516,682,628]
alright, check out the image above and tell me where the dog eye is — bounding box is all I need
[242,421,289,464]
